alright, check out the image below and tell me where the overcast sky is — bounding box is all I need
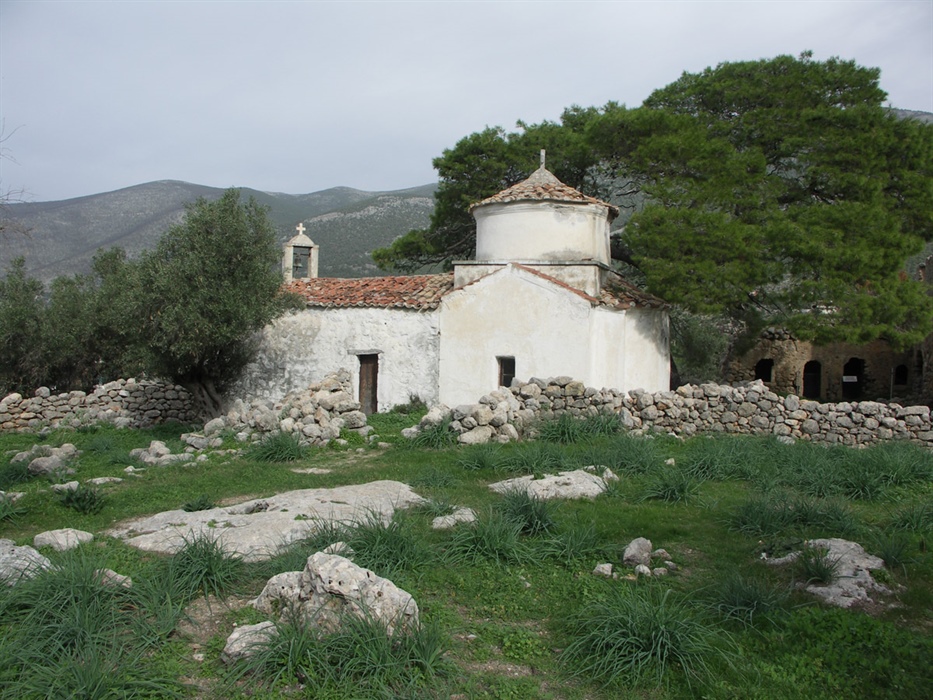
[1,0,931,203]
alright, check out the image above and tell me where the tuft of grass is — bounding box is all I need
[496,489,558,536]
[591,433,667,475]
[0,494,25,522]
[181,494,216,512]
[169,531,243,599]
[411,467,460,489]
[536,411,622,445]
[870,531,913,572]
[343,511,431,578]
[796,545,840,585]
[246,431,309,463]
[641,467,699,503]
[540,517,606,564]
[58,484,107,514]
[886,500,933,533]
[499,441,570,476]
[562,586,736,690]
[225,612,449,696]
[410,419,458,449]
[457,442,504,471]
[445,509,532,565]
[0,458,31,490]
[709,573,788,627]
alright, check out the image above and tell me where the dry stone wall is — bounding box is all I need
[0,379,199,432]
[415,377,933,448]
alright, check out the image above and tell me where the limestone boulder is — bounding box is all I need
[0,539,53,585]
[33,528,94,551]
[623,537,653,567]
[221,621,277,664]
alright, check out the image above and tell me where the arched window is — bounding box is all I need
[754,358,774,382]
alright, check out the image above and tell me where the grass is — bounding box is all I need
[796,545,840,585]
[57,483,107,514]
[1,421,932,699]
[245,431,309,463]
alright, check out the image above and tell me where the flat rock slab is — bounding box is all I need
[34,528,94,551]
[489,469,610,500]
[107,481,426,562]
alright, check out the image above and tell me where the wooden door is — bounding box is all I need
[359,354,378,415]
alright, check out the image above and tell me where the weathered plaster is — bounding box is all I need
[230,307,440,409]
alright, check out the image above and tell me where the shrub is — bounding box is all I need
[246,431,309,463]
[562,586,735,689]
[58,484,106,514]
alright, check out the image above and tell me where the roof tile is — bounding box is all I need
[285,273,454,310]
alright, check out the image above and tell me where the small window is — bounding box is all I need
[754,358,774,382]
[894,364,908,385]
[497,357,515,388]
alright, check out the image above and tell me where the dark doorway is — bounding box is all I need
[498,356,516,389]
[802,361,821,399]
[842,357,865,400]
[894,364,908,386]
[754,358,774,383]
[359,354,378,415]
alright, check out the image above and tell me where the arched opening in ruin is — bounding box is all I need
[754,358,774,383]
[802,361,821,399]
[842,357,865,400]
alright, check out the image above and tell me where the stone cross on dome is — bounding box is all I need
[540,149,546,169]
[296,222,306,235]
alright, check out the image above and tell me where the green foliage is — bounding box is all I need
[410,418,458,449]
[169,531,244,599]
[226,613,449,696]
[343,511,432,578]
[0,258,46,395]
[708,572,789,628]
[181,494,216,512]
[380,53,933,348]
[0,494,24,522]
[247,431,310,463]
[496,489,558,536]
[58,484,107,515]
[796,545,840,585]
[886,499,933,532]
[457,442,504,471]
[135,188,288,408]
[562,586,735,690]
[536,412,622,445]
[0,457,30,490]
[446,509,532,565]
[641,467,700,503]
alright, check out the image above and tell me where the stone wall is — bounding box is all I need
[0,378,200,432]
[416,377,933,449]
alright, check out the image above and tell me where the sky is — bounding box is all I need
[1,0,931,203]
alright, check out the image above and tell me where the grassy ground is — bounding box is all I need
[1,414,932,699]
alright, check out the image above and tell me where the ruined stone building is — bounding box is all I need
[232,163,670,412]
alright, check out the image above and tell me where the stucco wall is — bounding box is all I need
[438,265,669,407]
[474,201,612,264]
[229,307,441,409]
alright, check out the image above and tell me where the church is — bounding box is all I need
[231,159,671,413]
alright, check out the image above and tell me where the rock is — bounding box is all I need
[27,455,67,476]
[489,470,609,500]
[593,563,614,577]
[86,477,123,486]
[432,507,477,530]
[51,481,80,493]
[652,567,668,577]
[297,552,419,636]
[33,528,94,551]
[634,564,652,577]
[458,426,495,445]
[203,417,226,436]
[221,621,277,664]
[253,571,305,617]
[0,539,53,585]
[97,568,133,588]
[107,481,426,562]
[623,537,653,567]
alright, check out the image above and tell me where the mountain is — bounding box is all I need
[0,180,437,283]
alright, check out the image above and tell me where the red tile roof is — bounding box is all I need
[285,273,454,310]
[470,166,619,221]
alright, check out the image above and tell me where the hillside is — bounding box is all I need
[0,181,436,283]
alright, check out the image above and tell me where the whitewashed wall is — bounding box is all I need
[229,307,441,409]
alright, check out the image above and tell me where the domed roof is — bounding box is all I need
[470,165,619,221]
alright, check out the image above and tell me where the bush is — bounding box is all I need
[562,586,735,689]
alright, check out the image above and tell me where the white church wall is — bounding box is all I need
[474,201,611,265]
[228,307,441,409]
[438,265,593,407]
[589,307,671,392]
